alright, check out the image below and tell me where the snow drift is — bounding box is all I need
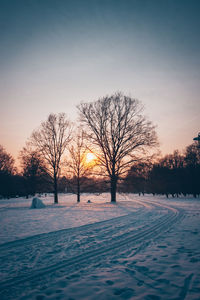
[30,197,46,209]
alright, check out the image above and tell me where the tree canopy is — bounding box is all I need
[78,92,158,201]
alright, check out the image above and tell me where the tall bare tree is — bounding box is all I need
[78,92,158,202]
[67,130,96,202]
[31,113,72,203]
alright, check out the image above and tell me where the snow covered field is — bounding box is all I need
[0,193,200,299]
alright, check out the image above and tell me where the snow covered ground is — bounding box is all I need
[0,193,200,299]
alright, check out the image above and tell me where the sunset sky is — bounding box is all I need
[0,0,200,161]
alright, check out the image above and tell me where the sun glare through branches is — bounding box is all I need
[85,152,96,164]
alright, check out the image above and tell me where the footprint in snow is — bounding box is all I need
[171,264,180,269]
[105,280,114,285]
[136,265,149,273]
[152,257,157,261]
[192,231,198,235]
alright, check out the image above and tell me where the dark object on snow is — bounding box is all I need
[30,197,46,209]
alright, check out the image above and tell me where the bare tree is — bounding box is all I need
[78,92,158,202]
[31,113,72,203]
[67,130,96,202]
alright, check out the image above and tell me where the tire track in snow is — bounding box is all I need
[0,210,146,265]
[0,208,143,251]
[0,198,183,297]
[0,202,152,269]
[0,198,152,251]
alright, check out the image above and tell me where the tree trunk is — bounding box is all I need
[54,173,58,204]
[110,176,117,202]
[77,178,80,202]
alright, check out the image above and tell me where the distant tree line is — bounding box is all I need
[122,144,200,198]
[0,92,199,201]
[0,141,199,200]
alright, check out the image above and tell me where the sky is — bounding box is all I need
[0,0,200,162]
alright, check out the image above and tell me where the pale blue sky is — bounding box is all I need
[0,0,200,160]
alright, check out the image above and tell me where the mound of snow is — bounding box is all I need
[30,197,46,209]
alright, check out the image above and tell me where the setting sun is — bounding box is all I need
[85,152,96,164]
